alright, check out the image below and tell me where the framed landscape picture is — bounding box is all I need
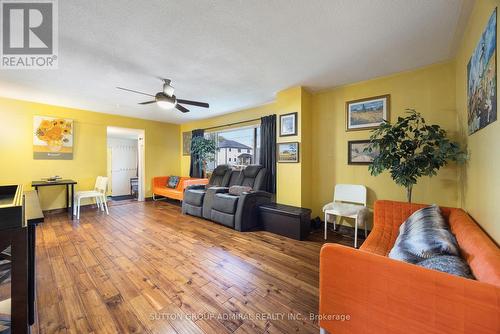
[33,116,73,160]
[277,142,299,163]
[348,140,379,165]
[279,112,297,136]
[467,8,497,135]
[346,94,390,131]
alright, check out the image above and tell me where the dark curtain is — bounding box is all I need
[189,129,205,178]
[259,115,276,193]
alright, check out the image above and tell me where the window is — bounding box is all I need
[205,124,260,172]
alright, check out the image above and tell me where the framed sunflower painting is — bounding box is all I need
[33,116,74,159]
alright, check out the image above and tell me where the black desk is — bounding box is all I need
[31,179,77,219]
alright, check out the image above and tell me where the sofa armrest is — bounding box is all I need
[241,190,272,199]
[234,191,272,232]
[207,186,230,193]
[185,184,207,191]
[319,244,500,334]
[202,187,230,219]
[182,178,209,190]
[152,176,169,190]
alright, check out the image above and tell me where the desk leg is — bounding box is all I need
[66,185,69,215]
[71,184,75,220]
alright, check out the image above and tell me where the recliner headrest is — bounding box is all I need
[243,165,264,178]
[213,164,230,176]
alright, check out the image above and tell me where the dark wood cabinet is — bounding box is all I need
[259,203,311,240]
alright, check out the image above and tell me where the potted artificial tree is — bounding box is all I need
[367,109,467,202]
[191,136,217,178]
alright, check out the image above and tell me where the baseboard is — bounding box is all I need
[42,203,98,216]
[334,224,369,238]
[111,195,135,201]
[148,195,182,206]
[311,219,370,239]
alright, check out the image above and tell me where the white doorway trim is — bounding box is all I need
[107,126,146,202]
[137,133,145,201]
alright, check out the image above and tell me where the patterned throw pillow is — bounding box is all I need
[417,255,474,279]
[388,205,460,263]
[228,185,252,196]
[167,176,180,189]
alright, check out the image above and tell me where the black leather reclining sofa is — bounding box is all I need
[182,165,272,231]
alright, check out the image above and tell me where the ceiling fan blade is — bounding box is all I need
[175,104,190,113]
[117,87,155,97]
[139,101,156,105]
[176,99,209,108]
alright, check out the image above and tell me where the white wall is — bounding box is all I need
[107,137,138,196]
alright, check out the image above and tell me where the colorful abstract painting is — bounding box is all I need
[33,116,73,159]
[467,8,497,135]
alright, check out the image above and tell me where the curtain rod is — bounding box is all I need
[202,117,262,131]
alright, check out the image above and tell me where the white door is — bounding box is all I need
[109,138,138,196]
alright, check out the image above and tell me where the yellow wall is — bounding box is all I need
[180,63,460,221]
[311,62,459,218]
[0,97,180,210]
[275,87,305,206]
[180,87,311,207]
[300,89,313,210]
[455,0,500,242]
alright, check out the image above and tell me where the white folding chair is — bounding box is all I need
[73,176,109,219]
[322,184,367,248]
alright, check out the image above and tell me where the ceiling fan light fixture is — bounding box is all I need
[117,79,208,113]
[155,93,176,109]
[157,99,176,109]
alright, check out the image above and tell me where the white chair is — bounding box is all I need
[74,176,109,219]
[323,184,367,248]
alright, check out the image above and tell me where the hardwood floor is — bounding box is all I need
[33,201,361,334]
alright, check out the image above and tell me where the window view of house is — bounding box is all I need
[205,125,260,172]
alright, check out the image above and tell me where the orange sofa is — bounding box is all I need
[319,200,500,334]
[152,176,208,201]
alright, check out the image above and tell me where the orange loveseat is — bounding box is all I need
[319,200,500,334]
[152,176,208,201]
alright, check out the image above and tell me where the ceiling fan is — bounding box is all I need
[116,79,209,113]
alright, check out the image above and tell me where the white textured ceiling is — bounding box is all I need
[0,0,472,124]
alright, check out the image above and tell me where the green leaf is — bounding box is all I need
[368,109,466,198]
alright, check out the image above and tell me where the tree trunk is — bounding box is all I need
[406,185,413,203]
[202,161,207,178]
